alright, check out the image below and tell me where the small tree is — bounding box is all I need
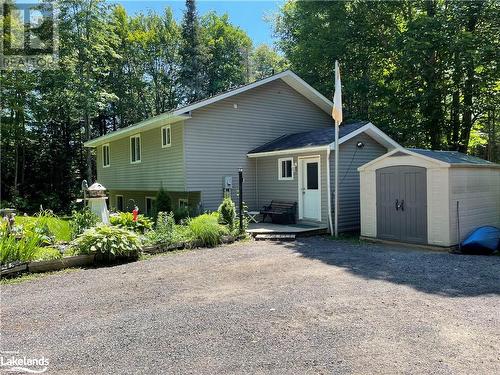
[217,197,236,231]
[155,187,172,218]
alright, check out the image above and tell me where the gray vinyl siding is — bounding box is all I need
[330,133,387,231]
[256,150,329,225]
[183,79,332,211]
[96,122,186,192]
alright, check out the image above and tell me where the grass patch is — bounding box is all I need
[15,215,71,242]
[0,268,80,285]
[328,232,363,243]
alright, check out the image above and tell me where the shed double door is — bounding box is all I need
[376,166,427,244]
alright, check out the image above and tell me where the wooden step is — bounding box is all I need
[255,234,296,241]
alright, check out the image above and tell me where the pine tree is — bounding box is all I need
[179,0,205,103]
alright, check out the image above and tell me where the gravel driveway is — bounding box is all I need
[1,237,499,374]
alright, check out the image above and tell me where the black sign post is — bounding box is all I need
[239,169,243,233]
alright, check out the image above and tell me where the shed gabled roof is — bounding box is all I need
[409,149,497,165]
[84,70,333,147]
[247,122,401,157]
[358,147,500,171]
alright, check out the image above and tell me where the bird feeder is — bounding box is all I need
[87,182,110,224]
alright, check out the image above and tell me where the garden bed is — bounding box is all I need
[1,197,247,280]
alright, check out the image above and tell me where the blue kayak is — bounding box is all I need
[460,226,500,254]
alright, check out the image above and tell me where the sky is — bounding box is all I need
[116,0,284,46]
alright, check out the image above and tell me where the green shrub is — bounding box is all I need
[173,207,190,223]
[110,212,153,233]
[147,211,176,246]
[188,213,228,247]
[70,207,99,239]
[218,197,236,231]
[71,224,142,259]
[34,247,62,261]
[0,232,42,265]
[172,224,193,243]
[155,188,172,218]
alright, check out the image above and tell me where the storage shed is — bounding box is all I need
[358,148,500,247]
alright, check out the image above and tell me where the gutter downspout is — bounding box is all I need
[326,147,334,235]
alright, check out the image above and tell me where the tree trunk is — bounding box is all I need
[458,1,483,153]
[450,51,461,150]
[85,107,92,182]
[459,62,474,153]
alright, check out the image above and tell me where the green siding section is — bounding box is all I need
[96,122,186,191]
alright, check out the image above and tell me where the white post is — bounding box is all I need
[326,148,333,235]
[334,119,339,237]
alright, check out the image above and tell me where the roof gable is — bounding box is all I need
[85,70,333,147]
[247,122,401,157]
[409,148,497,165]
[358,147,500,171]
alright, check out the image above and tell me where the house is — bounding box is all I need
[84,70,400,232]
[358,148,500,247]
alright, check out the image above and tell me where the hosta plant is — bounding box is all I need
[71,224,142,259]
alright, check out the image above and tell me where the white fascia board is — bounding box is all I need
[328,123,403,151]
[280,71,333,114]
[171,70,333,115]
[357,147,450,172]
[357,148,403,171]
[84,114,189,148]
[247,146,328,158]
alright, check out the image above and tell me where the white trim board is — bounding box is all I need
[248,123,401,158]
[247,146,328,158]
[328,122,402,151]
[85,114,189,148]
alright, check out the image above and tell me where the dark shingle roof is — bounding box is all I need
[409,148,497,165]
[248,121,368,154]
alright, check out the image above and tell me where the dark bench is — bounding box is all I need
[260,200,297,224]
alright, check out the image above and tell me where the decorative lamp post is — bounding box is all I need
[87,182,110,224]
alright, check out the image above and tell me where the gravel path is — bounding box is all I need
[1,237,499,374]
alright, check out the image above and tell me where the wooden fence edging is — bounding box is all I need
[28,254,95,273]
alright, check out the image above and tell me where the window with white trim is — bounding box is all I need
[178,198,189,209]
[278,157,294,180]
[161,125,171,148]
[145,197,156,216]
[102,144,110,167]
[130,134,141,163]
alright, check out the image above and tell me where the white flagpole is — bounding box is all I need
[332,60,342,237]
[334,118,339,237]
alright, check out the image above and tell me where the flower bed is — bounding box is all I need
[1,197,248,279]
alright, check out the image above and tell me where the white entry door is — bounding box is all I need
[299,156,321,221]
